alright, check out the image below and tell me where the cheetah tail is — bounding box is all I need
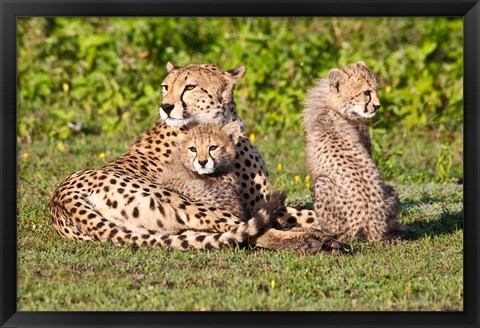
[264,190,287,218]
[203,191,288,246]
[131,210,270,250]
[138,191,287,250]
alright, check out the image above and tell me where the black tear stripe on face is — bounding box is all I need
[364,92,372,112]
[180,87,188,117]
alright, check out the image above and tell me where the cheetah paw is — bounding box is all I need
[303,234,347,255]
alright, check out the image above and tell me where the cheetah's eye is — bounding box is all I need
[364,90,371,96]
[209,145,218,151]
[185,85,196,91]
[161,84,168,91]
[188,147,197,153]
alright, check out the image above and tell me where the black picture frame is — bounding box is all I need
[1,1,479,327]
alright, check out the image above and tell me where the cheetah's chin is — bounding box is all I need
[359,112,377,119]
[164,117,188,128]
[196,167,216,175]
[348,110,377,119]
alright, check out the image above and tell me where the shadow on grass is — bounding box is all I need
[294,198,463,248]
[399,198,464,241]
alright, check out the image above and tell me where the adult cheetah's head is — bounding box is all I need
[327,61,381,119]
[159,62,246,129]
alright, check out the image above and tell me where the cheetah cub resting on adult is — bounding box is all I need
[302,61,402,242]
[157,121,287,243]
[158,122,252,221]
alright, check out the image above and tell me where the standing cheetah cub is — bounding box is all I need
[302,61,401,242]
[158,122,248,220]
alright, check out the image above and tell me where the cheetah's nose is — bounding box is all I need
[161,103,174,116]
[198,160,208,167]
[373,104,381,112]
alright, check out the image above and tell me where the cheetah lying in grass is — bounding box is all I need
[301,61,403,241]
[49,62,343,253]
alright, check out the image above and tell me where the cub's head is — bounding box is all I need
[159,61,246,128]
[327,61,381,118]
[176,122,242,176]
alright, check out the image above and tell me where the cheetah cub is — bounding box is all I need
[302,61,402,242]
[158,121,270,221]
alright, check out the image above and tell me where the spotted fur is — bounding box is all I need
[159,62,245,130]
[301,61,402,241]
[158,122,247,219]
[49,62,343,253]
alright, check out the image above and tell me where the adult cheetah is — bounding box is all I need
[49,62,341,253]
[301,61,402,241]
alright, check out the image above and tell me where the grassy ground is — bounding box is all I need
[17,127,463,311]
[16,16,463,312]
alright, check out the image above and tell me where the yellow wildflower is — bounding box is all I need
[57,141,66,152]
[22,152,29,159]
[405,283,412,293]
[62,83,70,92]
[139,50,149,58]
[99,152,106,159]
[121,112,130,121]
[385,85,392,93]
[294,175,300,183]
[270,280,276,289]
[277,163,282,171]
[305,175,311,182]
[249,133,256,142]
[305,183,311,189]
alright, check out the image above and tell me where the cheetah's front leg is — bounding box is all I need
[252,227,346,254]
[311,176,339,231]
[274,208,319,229]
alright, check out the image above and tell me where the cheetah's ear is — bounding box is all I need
[225,66,246,83]
[166,61,178,73]
[176,129,190,145]
[357,60,367,67]
[221,121,242,144]
[327,68,346,92]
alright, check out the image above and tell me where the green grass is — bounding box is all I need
[17,127,463,311]
[16,16,463,312]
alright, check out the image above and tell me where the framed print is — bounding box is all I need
[1,0,479,327]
